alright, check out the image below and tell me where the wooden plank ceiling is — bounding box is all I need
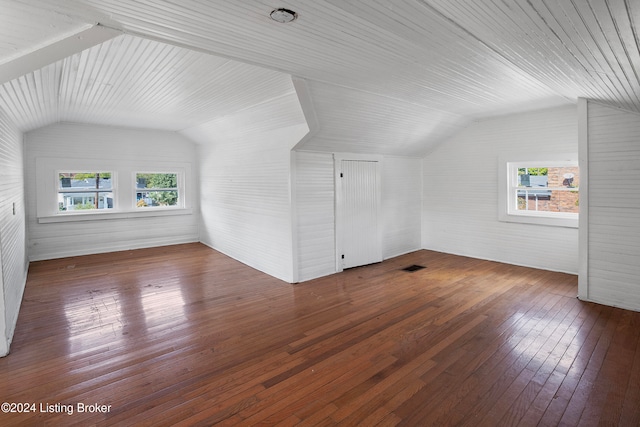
[0,34,301,133]
[0,0,638,156]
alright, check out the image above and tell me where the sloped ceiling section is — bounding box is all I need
[182,91,307,145]
[17,0,570,113]
[423,0,640,115]
[298,81,469,156]
[0,1,93,62]
[0,33,303,134]
[0,0,638,155]
[0,25,120,85]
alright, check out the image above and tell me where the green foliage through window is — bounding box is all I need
[62,172,112,180]
[136,173,178,207]
[137,173,177,189]
[517,167,548,176]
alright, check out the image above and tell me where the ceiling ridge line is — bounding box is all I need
[97,23,468,117]
[95,23,296,81]
[176,89,298,133]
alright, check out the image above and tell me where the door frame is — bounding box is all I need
[334,153,383,272]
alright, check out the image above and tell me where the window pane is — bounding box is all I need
[547,166,579,189]
[136,173,177,189]
[58,172,113,211]
[59,172,112,190]
[516,189,579,213]
[516,166,579,189]
[517,167,547,187]
[59,192,113,211]
[514,165,579,214]
[135,173,179,208]
[136,190,179,207]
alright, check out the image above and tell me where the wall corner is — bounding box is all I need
[577,98,589,300]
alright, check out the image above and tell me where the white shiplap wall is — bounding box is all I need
[183,85,308,284]
[583,101,640,311]
[382,157,423,260]
[294,151,423,282]
[422,106,579,274]
[294,151,336,282]
[25,123,199,261]
[196,123,309,283]
[0,106,27,356]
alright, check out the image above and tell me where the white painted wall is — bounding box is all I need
[293,151,423,282]
[581,101,640,311]
[382,156,423,259]
[195,124,308,283]
[180,85,310,284]
[294,151,336,282]
[422,106,579,274]
[25,123,199,261]
[0,107,27,356]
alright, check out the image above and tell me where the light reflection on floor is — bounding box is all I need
[63,277,187,354]
[64,287,126,354]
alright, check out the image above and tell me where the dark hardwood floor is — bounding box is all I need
[1,243,639,426]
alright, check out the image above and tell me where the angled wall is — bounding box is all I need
[185,92,308,283]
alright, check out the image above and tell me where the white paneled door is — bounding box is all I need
[339,159,382,269]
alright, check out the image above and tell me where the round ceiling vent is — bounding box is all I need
[270,8,298,23]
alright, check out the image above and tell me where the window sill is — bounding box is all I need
[38,208,193,224]
[499,211,578,228]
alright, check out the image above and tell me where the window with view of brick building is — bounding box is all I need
[500,158,579,228]
[516,166,579,214]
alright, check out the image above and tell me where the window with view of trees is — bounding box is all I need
[38,160,190,223]
[135,173,179,208]
[58,172,114,211]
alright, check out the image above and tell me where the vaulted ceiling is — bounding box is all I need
[0,0,638,156]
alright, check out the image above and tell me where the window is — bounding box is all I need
[512,165,579,214]
[500,158,579,228]
[36,158,191,223]
[135,173,180,208]
[58,172,114,212]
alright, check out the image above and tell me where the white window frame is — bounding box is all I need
[498,155,579,228]
[36,157,192,223]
